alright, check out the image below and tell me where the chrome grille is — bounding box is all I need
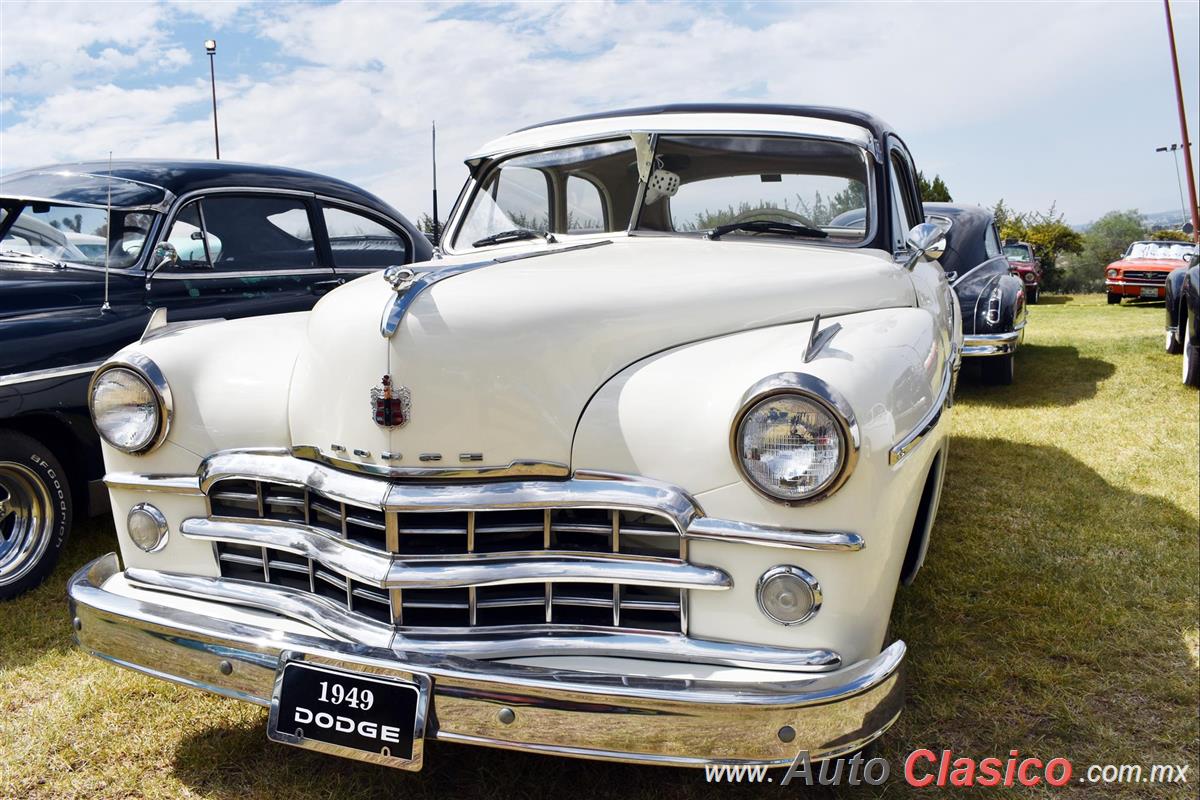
[208,478,685,633]
[1121,270,1167,283]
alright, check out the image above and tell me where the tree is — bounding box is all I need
[416,213,442,242]
[1057,210,1144,293]
[917,171,952,202]
[1150,229,1191,241]
[990,200,1084,291]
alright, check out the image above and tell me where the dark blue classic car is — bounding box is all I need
[924,203,1027,386]
[0,160,431,597]
[1164,252,1200,386]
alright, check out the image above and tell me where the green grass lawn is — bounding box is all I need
[1,295,1196,799]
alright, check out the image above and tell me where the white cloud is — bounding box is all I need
[2,1,1197,222]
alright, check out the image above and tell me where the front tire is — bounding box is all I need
[1166,326,1183,355]
[1107,292,1121,305]
[1027,286,1039,304]
[980,354,1015,386]
[1184,322,1200,388]
[0,431,72,600]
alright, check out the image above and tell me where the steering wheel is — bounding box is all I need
[730,207,818,228]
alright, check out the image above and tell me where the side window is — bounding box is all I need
[321,205,409,268]
[888,150,921,251]
[565,175,606,233]
[186,195,318,272]
[984,224,1002,259]
[163,201,222,266]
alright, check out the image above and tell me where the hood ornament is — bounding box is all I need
[371,375,411,427]
[383,265,417,292]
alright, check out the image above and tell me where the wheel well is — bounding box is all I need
[1,412,101,514]
[900,446,946,586]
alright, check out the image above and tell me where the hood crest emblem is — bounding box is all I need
[371,375,411,427]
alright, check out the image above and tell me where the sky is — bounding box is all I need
[1,0,1198,227]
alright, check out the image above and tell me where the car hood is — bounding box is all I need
[1109,258,1187,271]
[288,237,916,472]
[0,259,105,318]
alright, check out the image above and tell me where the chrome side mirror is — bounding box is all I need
[144,242,178,290]
[903,222,948,270]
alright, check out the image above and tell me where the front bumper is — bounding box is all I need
[1106,280,1165,298]
[69,552,905,768]
[962,330,1022,358]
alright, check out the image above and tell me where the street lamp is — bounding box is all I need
[205,39,220,160]
[1156,144,1188,227]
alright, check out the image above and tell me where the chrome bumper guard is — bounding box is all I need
[70,553,906,767]
[962,330,1021,357]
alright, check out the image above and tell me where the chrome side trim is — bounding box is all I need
[961,330,1021,357]
[181,517,731,591]
[72,553,906,765]
[889,353,954,466]
[0,360,105,388]
[104,473,203,495]
[686,518,865,551]
[118,562,836,672]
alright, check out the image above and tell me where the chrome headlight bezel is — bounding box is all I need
[88,353,173,455]
[729,373,859,505]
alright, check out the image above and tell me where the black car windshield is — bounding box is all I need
[453,135,872,249]
[0,201,156,268]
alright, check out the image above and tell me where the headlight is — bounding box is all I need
[1107,268,1119,278]
[89,356,172,454]
[127,503,169,552]
[731,374,858,503]
[1024,272,1037,283]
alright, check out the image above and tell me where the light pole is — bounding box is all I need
[1163,0,1198,240]
[1156,144,1189,227]
[205,39,220,160]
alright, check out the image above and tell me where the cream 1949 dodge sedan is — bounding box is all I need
[69,104,961,770]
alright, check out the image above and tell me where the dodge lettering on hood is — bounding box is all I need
[70,104,962,770]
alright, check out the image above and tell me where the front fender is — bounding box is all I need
[571,308,951,663]
[96,312,310,478]
[1165,267,1187,331]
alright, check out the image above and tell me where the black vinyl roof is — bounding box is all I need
[515,103,895,141]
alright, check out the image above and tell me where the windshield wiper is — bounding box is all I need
[0,249,69,269]
[707,220,829,241]
[472,229,556,248]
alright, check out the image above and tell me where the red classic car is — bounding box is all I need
[1106,240,1198,304]
[1002,240,1042,303]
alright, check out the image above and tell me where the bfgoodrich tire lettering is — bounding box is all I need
[0,431,73,600]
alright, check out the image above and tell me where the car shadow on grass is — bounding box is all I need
[1031,294,1074,305]
[887,436,1199,792]
[166,436,1198,799]
[955,344,1115,408]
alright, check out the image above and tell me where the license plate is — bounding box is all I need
[267,655,430,770]
[1140,287,1159,297]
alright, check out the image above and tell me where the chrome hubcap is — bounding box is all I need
[0,462,55,585]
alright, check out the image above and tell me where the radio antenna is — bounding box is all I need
[431,120,439,247]
[102,151,112,312]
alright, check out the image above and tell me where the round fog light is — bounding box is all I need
[127,503,169,552]
[756,565,821,625]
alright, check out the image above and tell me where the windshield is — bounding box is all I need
[0,201,156,268]
[1003,244,1033,262]
[1124,241,1197,260]
[453,134,872,250]
[636,136,869,243]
